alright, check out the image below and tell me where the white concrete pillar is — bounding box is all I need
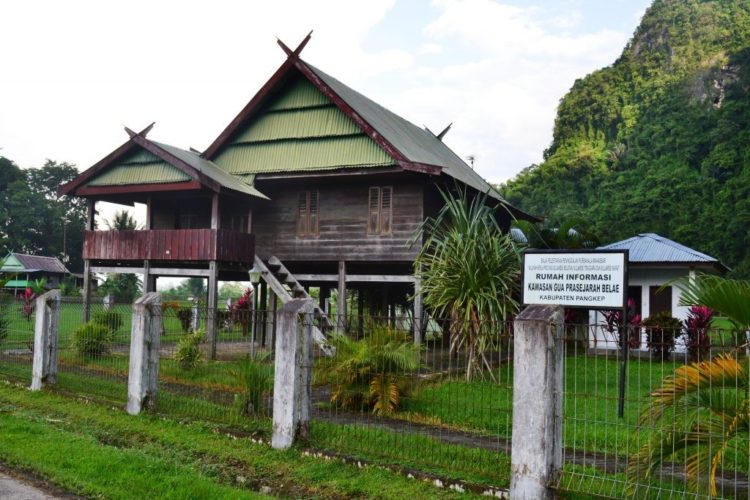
[31,290,61,390]
[510,304,564,499]
[272,298,314,450]
[127,292,162,415]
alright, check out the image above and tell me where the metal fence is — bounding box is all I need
[559,321,749,499]
[310,314,514,489]
[152,303,275,430]
[1,296,748,498]
[0,294,35,384]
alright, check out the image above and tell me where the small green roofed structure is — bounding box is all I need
[1,252,71,289]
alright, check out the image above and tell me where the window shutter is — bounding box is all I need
[368,187,380,234]
[297,191,309,235]
[309,190,319,235]
[380,186,392,234]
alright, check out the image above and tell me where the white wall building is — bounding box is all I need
[588,233,727,351]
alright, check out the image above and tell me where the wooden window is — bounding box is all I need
[296,190,319,236]
[368,186,393,235]
[649,286,672,317]
[628,286,642,317]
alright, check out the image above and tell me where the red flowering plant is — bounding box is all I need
[22,287,36,321]
[682,305,714,362]
[232,288,253,336]
[601,297,642,349]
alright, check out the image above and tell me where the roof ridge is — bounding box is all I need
[643,233,716,261]
[303,61,507,201]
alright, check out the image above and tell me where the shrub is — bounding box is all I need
[232,288,253,336]
[176,307,193,333]
[72,322,114,358]
[0,309,9,344]
[682,305,714,362]
[175,331,204,371]
[92,310,123,333]
[59,277,79,297]
[231,352,273,416]
[216,309,232,332]
[601,297,642,349]
[316,325,421,415]
[642,312,681,360]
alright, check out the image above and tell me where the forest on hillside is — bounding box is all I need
[501,0,750,277]
[0,157,86,272]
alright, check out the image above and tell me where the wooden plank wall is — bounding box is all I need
[252,178,423,262]
[83,229,254,264]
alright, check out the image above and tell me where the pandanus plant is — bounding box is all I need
[414,188,519,381]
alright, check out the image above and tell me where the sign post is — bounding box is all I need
[522,250,629,417]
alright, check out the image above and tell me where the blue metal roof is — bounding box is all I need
[599,233,725,268]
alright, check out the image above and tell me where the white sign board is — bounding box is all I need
[522,251,627,309]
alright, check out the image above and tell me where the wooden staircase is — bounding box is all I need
[254,255,334,355]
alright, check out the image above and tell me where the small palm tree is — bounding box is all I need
[677,274,750,331]
[105,210,139,230]
[415,189,519,381]
[316,325,421,415]
[627,354,749,496]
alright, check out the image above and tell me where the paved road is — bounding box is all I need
[0,472,58,499]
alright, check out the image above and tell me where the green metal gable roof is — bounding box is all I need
[151,142,269,199]
[267,77,330,111]
[305,63,505,201]
[212,76,394,174]
[76,137,267,199]
[86,148,190,186]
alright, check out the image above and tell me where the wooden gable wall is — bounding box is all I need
[211,74,394,175]
[253,175,424,263]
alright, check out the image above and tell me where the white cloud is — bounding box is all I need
[362,0,633,181]
[0,0,637,186]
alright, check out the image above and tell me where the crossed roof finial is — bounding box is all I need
[124,122,156,139]
[277,30,313,59]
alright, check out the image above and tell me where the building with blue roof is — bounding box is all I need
[589,233,727,351]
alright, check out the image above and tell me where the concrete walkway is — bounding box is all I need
[0,472,58,500]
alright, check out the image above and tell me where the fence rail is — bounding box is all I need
[1,294,748,498]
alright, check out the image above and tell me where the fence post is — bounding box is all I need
[127,292,162,415]
[272,298,314,450]
[30,289,61,391]
[510,304,564,499]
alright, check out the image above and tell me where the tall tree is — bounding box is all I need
[99,210,141,303]
[0,158,85,271]
[104,210,139,231]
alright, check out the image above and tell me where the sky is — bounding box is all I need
[2,0,652,187]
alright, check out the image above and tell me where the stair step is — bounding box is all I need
[256,255,336,356]
[267,256,282,267]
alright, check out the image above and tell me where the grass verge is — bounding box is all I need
[0,381,473,499]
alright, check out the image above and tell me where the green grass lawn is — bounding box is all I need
[3,303,745,498]
[0,300,249,350]
[400,353,681,456]
[0,381,473,499]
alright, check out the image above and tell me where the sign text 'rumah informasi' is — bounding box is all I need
[522,250,627,309]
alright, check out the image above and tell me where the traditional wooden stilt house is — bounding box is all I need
[60,34,534,353]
